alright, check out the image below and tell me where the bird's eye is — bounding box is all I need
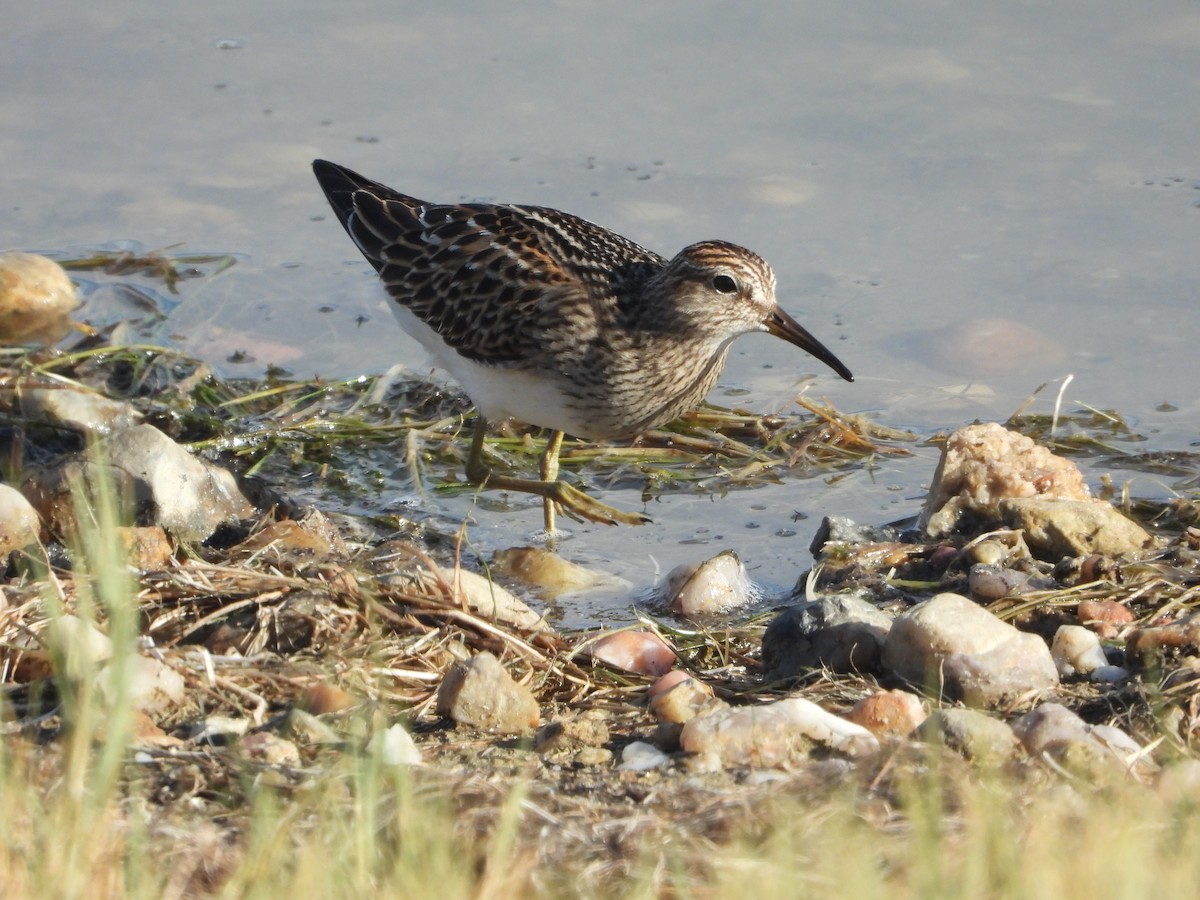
[711,274,738,294]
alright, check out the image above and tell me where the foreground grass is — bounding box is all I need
[4,723,1200,899]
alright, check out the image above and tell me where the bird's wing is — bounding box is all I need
[313,160,663,366]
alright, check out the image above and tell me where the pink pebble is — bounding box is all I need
[844,689,927,737]
[647,669,694,700]
[587,630,677,676]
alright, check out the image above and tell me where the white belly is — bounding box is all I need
[388,302,602,439]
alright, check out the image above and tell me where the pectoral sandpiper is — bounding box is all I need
[312,159,853,532]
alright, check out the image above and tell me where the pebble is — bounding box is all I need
[117,525,173,570]
[647,671,716,725]
[367,723,422,766]
[969,540,1008,566]
[1090,664,1130,683]
[645,669,695,701]
[664,550,757,616]
[0,251,79,344]
[882,592,1059,707]
[1013,702,1154,780]
[435,651,540,734]
[618,741,671,772]
[1076,599,1133,639]
[240,732,301,768]
[1050,625,1110,677]
[1001,498,1154,559]
[491,545,615,598]
[586,630,677,676]
[1075,554,1122,585]
[918,707,1021,765]
[0,483,41,557]
[844,689,927,737]
[968,564,1045,600]
[43,614,113,680]
[679,697,879,769]
[1126,613,1200,666]
[100,654,186,716]
[300,683,358,715]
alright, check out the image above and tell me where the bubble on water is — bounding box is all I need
[214,38,244,50]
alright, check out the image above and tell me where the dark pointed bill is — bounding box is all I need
[766,308,854,382]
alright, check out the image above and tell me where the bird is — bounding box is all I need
[312,159,853,532]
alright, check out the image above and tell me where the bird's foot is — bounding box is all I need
[543,481,651,528]
[472,468,650,528]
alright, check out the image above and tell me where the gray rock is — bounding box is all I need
[1013,702,1154,780]
[882,592,1059,708]
[25,424,253,542]
[19,386,142,436]
[919,707,1021,765]
[762,592,894,679]
[1012,702,1085,750]
[809,516,903,555]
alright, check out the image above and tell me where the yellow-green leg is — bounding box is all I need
[464,417,650,528]
[540,429,564,533]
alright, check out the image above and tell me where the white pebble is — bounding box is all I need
[665,550,757,616]
[618,740,671,772]
[368,723,422,766]
[1051,625,1110,676]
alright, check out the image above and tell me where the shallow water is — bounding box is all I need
[5,2,1198,626]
